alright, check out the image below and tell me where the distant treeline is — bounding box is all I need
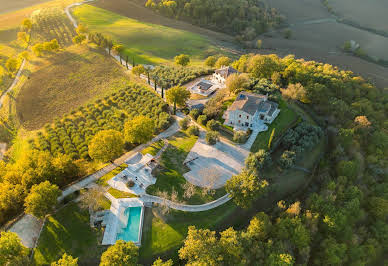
[145,0,285,41]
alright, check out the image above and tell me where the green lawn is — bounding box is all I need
[141,140,164,156]
[140,200,236,260]
[73,5,221,65]
[33,203,106,265]
[251,100,299,152]
[96,163,128,186]
[108,187,137,199]
[146,131,225,205]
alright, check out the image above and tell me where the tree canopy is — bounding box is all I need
[124,116,154,144]
[166,86,190,114]
[174,54,190,66]
[24,181,60,218]
[0,232,28,265]
[100,240,138,266]
[88,130,124,162]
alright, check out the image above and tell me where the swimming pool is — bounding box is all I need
[116,206,142,243]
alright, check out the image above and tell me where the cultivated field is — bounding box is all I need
[16,45,130,130]
[0,0,50,15]
[72,4,224,65]
[327,0,388,33]
[32,7,76,46]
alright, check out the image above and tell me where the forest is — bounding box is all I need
[145,0,285,41]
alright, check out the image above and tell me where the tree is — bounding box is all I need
[0,232,28,265]
[72,34,86,44]
[206,131,220,145]
[19,51,30,61]
[179,226,222,265]
[187,125,199,136]
[280,83,307,102]
[112,44,124,57]
[247,54,282,79]
[267,253,294,266]
[152,258,173,266]
[132,65,145,77]
[88,130,124,162]
[226,170,268,208]
[22,18,32,31]
[124,116,154,144]
[315,237,347,265]
[17,31,29,44]
[257,39,262,49]
[204,55,217,67]
[206,119,221,131]
[215,56,231,68]
[5,58,20,75]
[100,240,138,266]
[166,86,190,114]
[268,128,275,149]
[368,197,388,220]
[174,54,190,66]
[51,253,78,266]
[79,186,108,213]
[76,24,88,35]
[32,43,44,56]
[49,39,59,51]
[179,117,190,130]
[225,73,250,95]
[24,181,60,218]
[245,150,272,173]
[279,150,296,169]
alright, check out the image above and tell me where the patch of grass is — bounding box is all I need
[190,93,208,100]
[140,200,236,260]
[97,163,127,186]
[72,4,221,65]
[251,100,299,152]
[108,187,137,199]
[33,202,106,265]
[97,196,112,210]
[146,131,226,204]
[16,44,130,130]
[141,140,164,156]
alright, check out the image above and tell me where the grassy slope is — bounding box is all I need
[141,140,164,156]
[140,200,237,260]
[72,4,221,65]
[250,100,299,152]
[15,44,130,130]
[33,203,106,265]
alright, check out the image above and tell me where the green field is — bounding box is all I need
[140,201,236,261]
[72,4,221,65]
[33,203,106,265]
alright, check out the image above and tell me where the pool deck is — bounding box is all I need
[102,194,144,246]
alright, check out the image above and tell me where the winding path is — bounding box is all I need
[0,59,25,109]
[140,193,231,212]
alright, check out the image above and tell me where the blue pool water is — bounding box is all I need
[116,207,142,243]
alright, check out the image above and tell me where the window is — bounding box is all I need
[239,114,241,118]
[247,116,249,119]
[238,120,240,123]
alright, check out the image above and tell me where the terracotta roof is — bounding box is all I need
[227,92,278,116]
[215,66,238,79]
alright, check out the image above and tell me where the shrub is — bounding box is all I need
[279,150,296,169]
[189,109,201,120]
[206,131,219,145]
[233,131,249,143]
[179,117,191,130]
[187,125,199,136]
[206,119,221,131]
[197,115,208,126]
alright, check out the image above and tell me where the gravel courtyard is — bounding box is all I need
[183,132,249,189]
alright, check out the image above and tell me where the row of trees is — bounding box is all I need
[33,85,170,160]
[32,39,60,57]
[145,0,285,41]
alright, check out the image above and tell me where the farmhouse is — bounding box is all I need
[213,66,239,85]
[223,92,280,131]
[190,79,218,96]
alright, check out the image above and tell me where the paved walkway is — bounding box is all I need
[58,119,180,201]
[8,214,43,248]
[140,193,231,212]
